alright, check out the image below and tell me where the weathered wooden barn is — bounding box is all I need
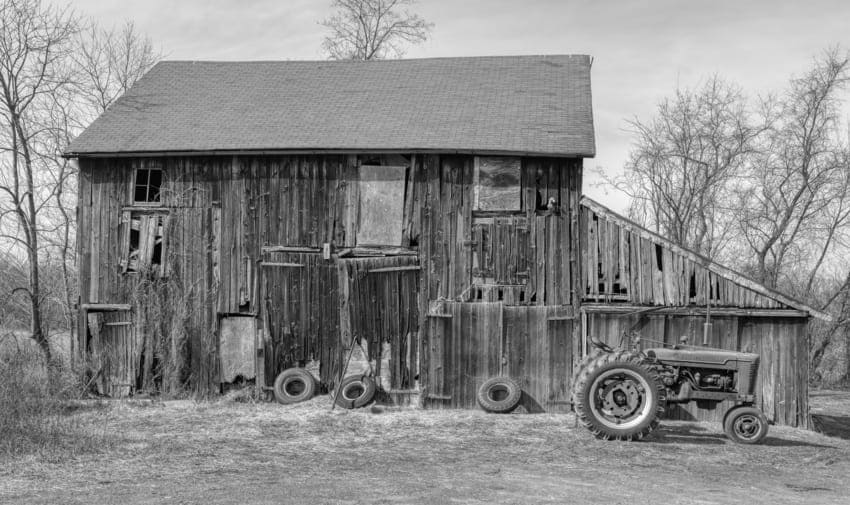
[66,55,824,427]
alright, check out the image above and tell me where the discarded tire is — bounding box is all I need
[572,350,666,441]
[334,375,377,409]
[723,406,768,444]
[273,368,317,405]
[477,376,522,413]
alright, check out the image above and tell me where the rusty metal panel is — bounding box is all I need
[219,316,256,383]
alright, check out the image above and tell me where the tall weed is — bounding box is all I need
[0,335,109,459]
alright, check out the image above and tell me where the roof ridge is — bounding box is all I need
[155,54,591,65]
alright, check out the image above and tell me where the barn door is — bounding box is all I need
[86,309,138,397]
[261,252,341,385]
[427,302,574,412]
[346,259,420,389]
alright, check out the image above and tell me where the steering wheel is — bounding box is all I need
[589,336,614,353]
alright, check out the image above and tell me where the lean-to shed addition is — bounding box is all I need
[67,55,820,426]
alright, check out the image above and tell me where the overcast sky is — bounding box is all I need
[70,0,850,210]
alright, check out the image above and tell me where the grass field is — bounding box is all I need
[1,391,849,505]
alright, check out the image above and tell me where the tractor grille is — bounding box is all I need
[738,357,759,396]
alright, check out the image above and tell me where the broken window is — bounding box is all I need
[134,167,162,203]
[357,165,406,246]
[474,157,521,211]
[122,211,167,274]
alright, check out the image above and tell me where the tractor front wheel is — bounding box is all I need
[723,406,768,444]
[572,351,666,441]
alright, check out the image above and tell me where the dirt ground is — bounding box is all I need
[2,392,850,505]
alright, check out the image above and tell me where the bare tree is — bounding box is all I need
[321,0,433,60]
[48,20,159,362]
[611,76,765,259]
[737,49,850,290]
[0,1,159,367]
[74,20,159,118]
[0,0,78,363]
[612,50,850,384]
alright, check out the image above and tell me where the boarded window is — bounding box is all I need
[474,157,521,211]
[122,211,167,274]
[357,165,406,246]
[134,167,162,203]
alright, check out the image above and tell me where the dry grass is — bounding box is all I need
[0,332,111,461]
[2,392,850,504]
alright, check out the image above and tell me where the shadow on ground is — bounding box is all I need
[654,423,835,448]
[812,414,850,440]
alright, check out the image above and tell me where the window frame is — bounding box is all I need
[472,156,522,213]
[133,166,163,205]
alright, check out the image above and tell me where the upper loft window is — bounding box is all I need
[474,157,521,211]
[134,167,162,204]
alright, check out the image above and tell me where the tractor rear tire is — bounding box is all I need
[477,377,522,413]
[273,368,317,405]
[569,350,605,407]
[723,406,768,444]
[334,375,377,409]
[572,350,666,441]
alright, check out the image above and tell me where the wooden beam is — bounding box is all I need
[580,303,809,319]
[81,303,131,311]
[367,266,421,274]
[262,246,321,253]
[580,197,830,321]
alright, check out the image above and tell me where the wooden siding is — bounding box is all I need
[77,152,583,401]
[585,310,809,428]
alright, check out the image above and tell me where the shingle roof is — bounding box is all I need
[66,55,595,157]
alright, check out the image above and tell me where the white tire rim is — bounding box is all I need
[588,367,654,430]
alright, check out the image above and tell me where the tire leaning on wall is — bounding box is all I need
[334,375,377,409]
[477,376,522,413]
[273,368,317,405]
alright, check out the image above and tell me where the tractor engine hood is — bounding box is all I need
[646,348,759,369]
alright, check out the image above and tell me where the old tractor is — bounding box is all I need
[571,335,768,444]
